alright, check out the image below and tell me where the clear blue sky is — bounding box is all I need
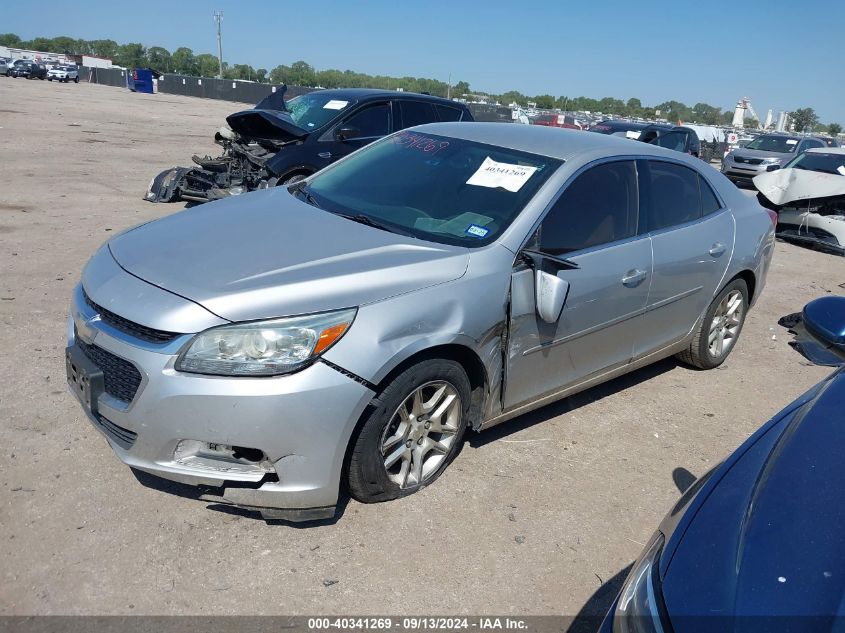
[5,0,844,123]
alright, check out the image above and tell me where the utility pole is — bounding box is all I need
[447,73,451,99]
[213,10,224,79]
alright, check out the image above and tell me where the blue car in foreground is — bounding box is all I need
[602,295,845,633]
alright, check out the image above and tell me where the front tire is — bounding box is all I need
[347,359,471,503]
[677,279,748,369]
[280,173,308,186]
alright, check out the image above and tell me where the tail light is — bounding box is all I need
[766,209,778,226]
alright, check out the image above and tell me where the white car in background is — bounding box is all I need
[47,64,79,83]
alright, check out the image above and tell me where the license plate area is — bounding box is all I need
[66,344,104,416]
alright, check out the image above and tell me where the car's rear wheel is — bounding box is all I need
[74,76,79,83]
[347,359,471,503]
[677,279,748,369]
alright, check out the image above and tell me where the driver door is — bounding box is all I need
[321,101,392,163]
[504,160,653,410]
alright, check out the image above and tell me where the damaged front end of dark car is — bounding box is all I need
[145,87,308,204]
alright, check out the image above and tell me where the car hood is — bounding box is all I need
[225,109,309,141]
[754,168,845,206]
[108,188,470,322]
[661,369,845,630]
[731,148,796,161]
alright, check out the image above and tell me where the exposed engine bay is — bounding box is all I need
[146,87,306,204]
[754,164,845,256]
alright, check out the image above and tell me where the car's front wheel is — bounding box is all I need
[347,359,471,503]
[677,278,748,369]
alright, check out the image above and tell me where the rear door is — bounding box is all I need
[396,99,439,131]
[634,160,734,358]
[504,160,652,409]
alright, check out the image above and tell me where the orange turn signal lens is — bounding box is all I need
[313,322,351,355]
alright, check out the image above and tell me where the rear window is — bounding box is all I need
[435,104,463,122]
[645,161,701,231]
[399,101,437,129]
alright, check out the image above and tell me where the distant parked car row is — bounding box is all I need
[1,58,79,82]
[722,132,838,185]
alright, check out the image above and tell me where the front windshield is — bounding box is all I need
[784,152,845,175]
[284,93,354,130]
[301,131,561,247]
[745,135,800,153]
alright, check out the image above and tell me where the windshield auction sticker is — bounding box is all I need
[467,157,539,192]
[323,100,349,110]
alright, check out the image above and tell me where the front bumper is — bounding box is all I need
[66,284,375,520]
[721,160,778,182]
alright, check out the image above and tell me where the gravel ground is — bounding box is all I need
[1,79,842,620]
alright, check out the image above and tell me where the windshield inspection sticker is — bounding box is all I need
[465,224,490,238]
[786,139,798,145]
[838,166,845,176]
[323,100,349,110]
[467,157,539,192]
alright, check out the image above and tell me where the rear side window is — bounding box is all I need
[435,105,463,122]
[699,176,722,215]
[399,101,437,129]
[343,103,390,138]
[538,161,638,255]
[644,161,701,231]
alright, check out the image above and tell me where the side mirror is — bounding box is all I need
[783,296,845,366]
[535,270,570,324]
[335,126,359,141]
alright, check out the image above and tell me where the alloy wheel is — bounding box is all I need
[380,381,462,489]
[709,290,744,358]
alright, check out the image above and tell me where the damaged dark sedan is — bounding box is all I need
[146,88,474,204]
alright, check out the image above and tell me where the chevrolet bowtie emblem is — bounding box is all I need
[75,311,101,344]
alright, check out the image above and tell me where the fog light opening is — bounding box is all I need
[173,440,276,477]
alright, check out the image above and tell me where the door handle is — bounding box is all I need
[621,269,647,287]
[709,242,727,257]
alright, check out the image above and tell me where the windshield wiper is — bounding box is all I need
[336,213,398,233]
[289,181,321,208]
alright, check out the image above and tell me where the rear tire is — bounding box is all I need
[676,279,748,369]
[348,359,471,503]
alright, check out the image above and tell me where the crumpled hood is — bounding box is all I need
[108,188,469,322]
[754,168,845,206]
[225,109,308,141]
[661,370,845,630]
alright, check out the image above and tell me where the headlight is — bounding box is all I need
[760,157,781,165]
[613,532,668,633]
[176,308,356,376]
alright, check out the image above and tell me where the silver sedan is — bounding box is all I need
[66,123,776,521]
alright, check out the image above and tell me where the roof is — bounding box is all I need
[306,88,461,106]
[412,122,687,162]
[806,147,845,155]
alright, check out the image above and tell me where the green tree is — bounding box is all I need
[115,42,147,68]
[0,33,22,46]
[171,47,197,75]
[828,123,842,136]
[195,53,220,78]
[255,68,267,83]
[790,107,819,133]
[89,39,119,60]
[146,46,172,72]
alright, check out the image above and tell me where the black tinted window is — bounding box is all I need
[343,103,389,138]
[654,131,688,152]
[435,104,463,122]
[538,161,638,255]
[699,176,721,215]
[644,161,702,231]
[399,101,437,129]
[801,139,825,150]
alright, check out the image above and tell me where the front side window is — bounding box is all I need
[536,161,638,255]
[301,131,561,247]
[645,161,701,231]
[341,103,390,138]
